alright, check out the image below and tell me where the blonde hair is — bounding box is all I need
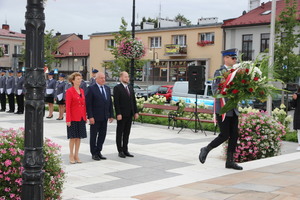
[119,71,128,77]
[68,72,82,85]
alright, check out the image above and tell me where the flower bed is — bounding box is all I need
[229,108,286,163]
[0,128,65,200]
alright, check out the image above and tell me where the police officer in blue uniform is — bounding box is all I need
[45,71,57,118]
[6,70,15,113]
[15,70,25,114]
[0,69,7,112]
[199,48,243,170]
[89,69,98,86]
[55,73,67,120]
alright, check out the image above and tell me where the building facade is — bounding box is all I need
[0,24,25,71]
[223,0,300,61]
[90,22,224,83]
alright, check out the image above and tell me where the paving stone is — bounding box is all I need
[231,183,280,193]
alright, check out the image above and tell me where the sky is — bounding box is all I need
[0,0,270,39]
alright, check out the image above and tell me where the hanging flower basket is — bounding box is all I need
[117,38,146,59]
[197,40,214,47]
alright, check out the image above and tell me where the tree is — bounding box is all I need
[103,18,147,80]
[140,17,158,29]
[174,13,192,25]
[274,0,300,84]
[273,0,300,108]
[20,29,60,71]
[0,46,3,57]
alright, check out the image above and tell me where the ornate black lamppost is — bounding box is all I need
[130,0,135,86]
[22,0,46,199]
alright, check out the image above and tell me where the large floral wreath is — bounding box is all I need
[214,60,279,115]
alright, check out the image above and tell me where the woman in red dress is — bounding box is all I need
[65,72,87,164]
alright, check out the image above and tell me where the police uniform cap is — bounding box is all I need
[8,70,14,73]
[92,69,99,73]
[48,71,54,75]
[59,73,66,77]
[221,48,238,57]
[17,70,23,73]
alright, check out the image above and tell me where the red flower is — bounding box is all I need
[221,91,227,95]
[245,68,249,73]
[226,85,230,89]
[254,77,259,81]
[230,82,234,86]
[241,79,247,84]
[248,88,254,93]
[260,91,265,95]
[232,89,239,94]
[230,69,235,73]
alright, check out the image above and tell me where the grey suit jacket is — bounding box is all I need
[0,76,6,94]
[6,76,15,95]
[15,76,25,95]
[212,65,239,116]
[45,78,57,97]
[89,77,96,86]
[55,81,67,99]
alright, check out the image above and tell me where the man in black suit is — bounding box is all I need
[86,72,114,161]
[199,48,243,170]
[113,71,139,158]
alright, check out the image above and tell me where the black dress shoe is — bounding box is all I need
[92,155,101,161]
[6,110,14,113]
[124,152,134,157]
[46,115,53,118]
[0,110,5,112]
[14,112,23,114]
[98,153,107,160]
[118,152,126,158]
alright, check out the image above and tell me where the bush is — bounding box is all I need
[232,111,286,163]
[0,128,65,200]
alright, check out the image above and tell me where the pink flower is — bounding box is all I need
[4,188,11,192]
[4,159,12,167]
[15,157,21,162]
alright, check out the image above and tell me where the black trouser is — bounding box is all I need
[16,94,24,113]
[0,93,6,110]
[209,113,239,153]
[116,116,132,153]
[90,120,108,155]
[7,93,15,112]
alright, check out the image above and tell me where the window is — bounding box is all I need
[14,45,22,54]
[242,34,253,61]
[260,33,270,52]
[106,39,115,49]
[1,44,9,55]
[200,32,215,42]
[173,35,186,46]
[150,37,161,48]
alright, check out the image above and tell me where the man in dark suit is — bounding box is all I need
[113,71,139,158]
[199,48,243,170]
[86,72,114,161]
[15,70,25,114]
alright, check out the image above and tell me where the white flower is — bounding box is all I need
[280,104,286,109]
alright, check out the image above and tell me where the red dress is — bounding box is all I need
[65,87,87,139]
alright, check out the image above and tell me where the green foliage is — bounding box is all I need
[174,13,192,25]
[0,46,4,57]
[0,128,65,199]
[140,17,158,28]
[281,129,297,142]
[103,18,147,79]
[274,0,300,84]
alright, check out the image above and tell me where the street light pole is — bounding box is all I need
[22,0,45,199]
[130,0,135,87]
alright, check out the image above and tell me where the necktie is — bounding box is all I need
[126,86,130,96]
[100,86,107,100]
